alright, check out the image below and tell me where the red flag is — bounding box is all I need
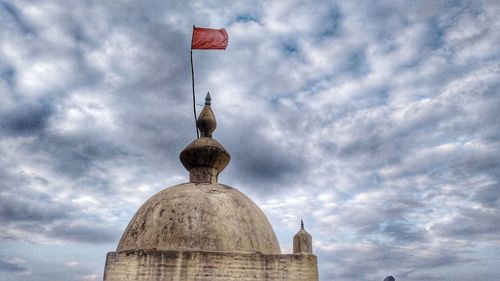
[191,27,228,50]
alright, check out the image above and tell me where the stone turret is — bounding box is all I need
[293,219,313,254]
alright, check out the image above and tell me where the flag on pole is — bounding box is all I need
[191,27,228,50]
[190,26,228,138]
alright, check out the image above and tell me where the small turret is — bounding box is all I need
[293,219,313,254]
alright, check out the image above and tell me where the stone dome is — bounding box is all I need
[117,182,281,254]
[117,93,280,254]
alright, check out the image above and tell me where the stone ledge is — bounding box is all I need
[104,250,319,281]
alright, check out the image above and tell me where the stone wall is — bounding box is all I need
[104,250,319,281]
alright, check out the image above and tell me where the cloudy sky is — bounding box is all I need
[1,0,499,280]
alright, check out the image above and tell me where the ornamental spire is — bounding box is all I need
[196,92,216,138]
[180,94,230,183]
[204,92,211,105]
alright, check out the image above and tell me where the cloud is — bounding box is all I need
[0,256,29,273]
[0,99,54,135]
[430,207,500,241]
[315,240,475,281]
[0,156,121,243]
[66,261,80,267]
[1,0,500,281]
[473,183,500,208]
[47,222,118,243]
[0,193,70,223]
[80,274,100,281]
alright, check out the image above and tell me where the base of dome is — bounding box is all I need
[104,250,318,281]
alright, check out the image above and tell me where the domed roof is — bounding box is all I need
[117,94,281,254]
[117,182,280,254]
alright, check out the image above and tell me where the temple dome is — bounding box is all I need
[116,182,281,254]
[117,93,280,254]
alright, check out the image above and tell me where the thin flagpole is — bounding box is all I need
[191,26,199,139]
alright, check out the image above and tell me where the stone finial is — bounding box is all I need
[293,219,313,254]
[197,92,216,138]
[180,94,230,184]
[205,92,211,105]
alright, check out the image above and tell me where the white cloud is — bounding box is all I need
[66,261,80,267]
[1,0,499,281]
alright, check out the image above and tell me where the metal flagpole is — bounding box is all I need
[191,25,199,139]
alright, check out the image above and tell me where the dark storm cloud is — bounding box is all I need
[48,222,119,243]
[224,118,305,187]
[0,64,16,88]
[0,256,28,273]
[0,1,34,34]
[430,207,500,241]
[0,174,118,243]
[316,240,473,281]
[380,221,427,243]
[0,100,54,135]
[31,133,129,178]
[1,220,119,244]
[334,98,461,169]
[0,194,69,222]
[322,189,428,245]
[0,156,119,243]
[473,183,500,208]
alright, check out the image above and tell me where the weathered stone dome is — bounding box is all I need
[116,93,280,254]
[117,182,281,254]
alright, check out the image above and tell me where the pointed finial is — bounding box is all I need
[180,93,231,184]
[301,219,304,229]
[205,92,211,105]
[196,93,216,138]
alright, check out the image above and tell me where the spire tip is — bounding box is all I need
[205,92,211,105]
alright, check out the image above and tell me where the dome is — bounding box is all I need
[117,93,280,254]
[117,182,281,254]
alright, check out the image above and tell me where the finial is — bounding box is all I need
[180,93,231,184]
[301,219,304,230]
[205,92,211,105]
[196,94,216,138]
